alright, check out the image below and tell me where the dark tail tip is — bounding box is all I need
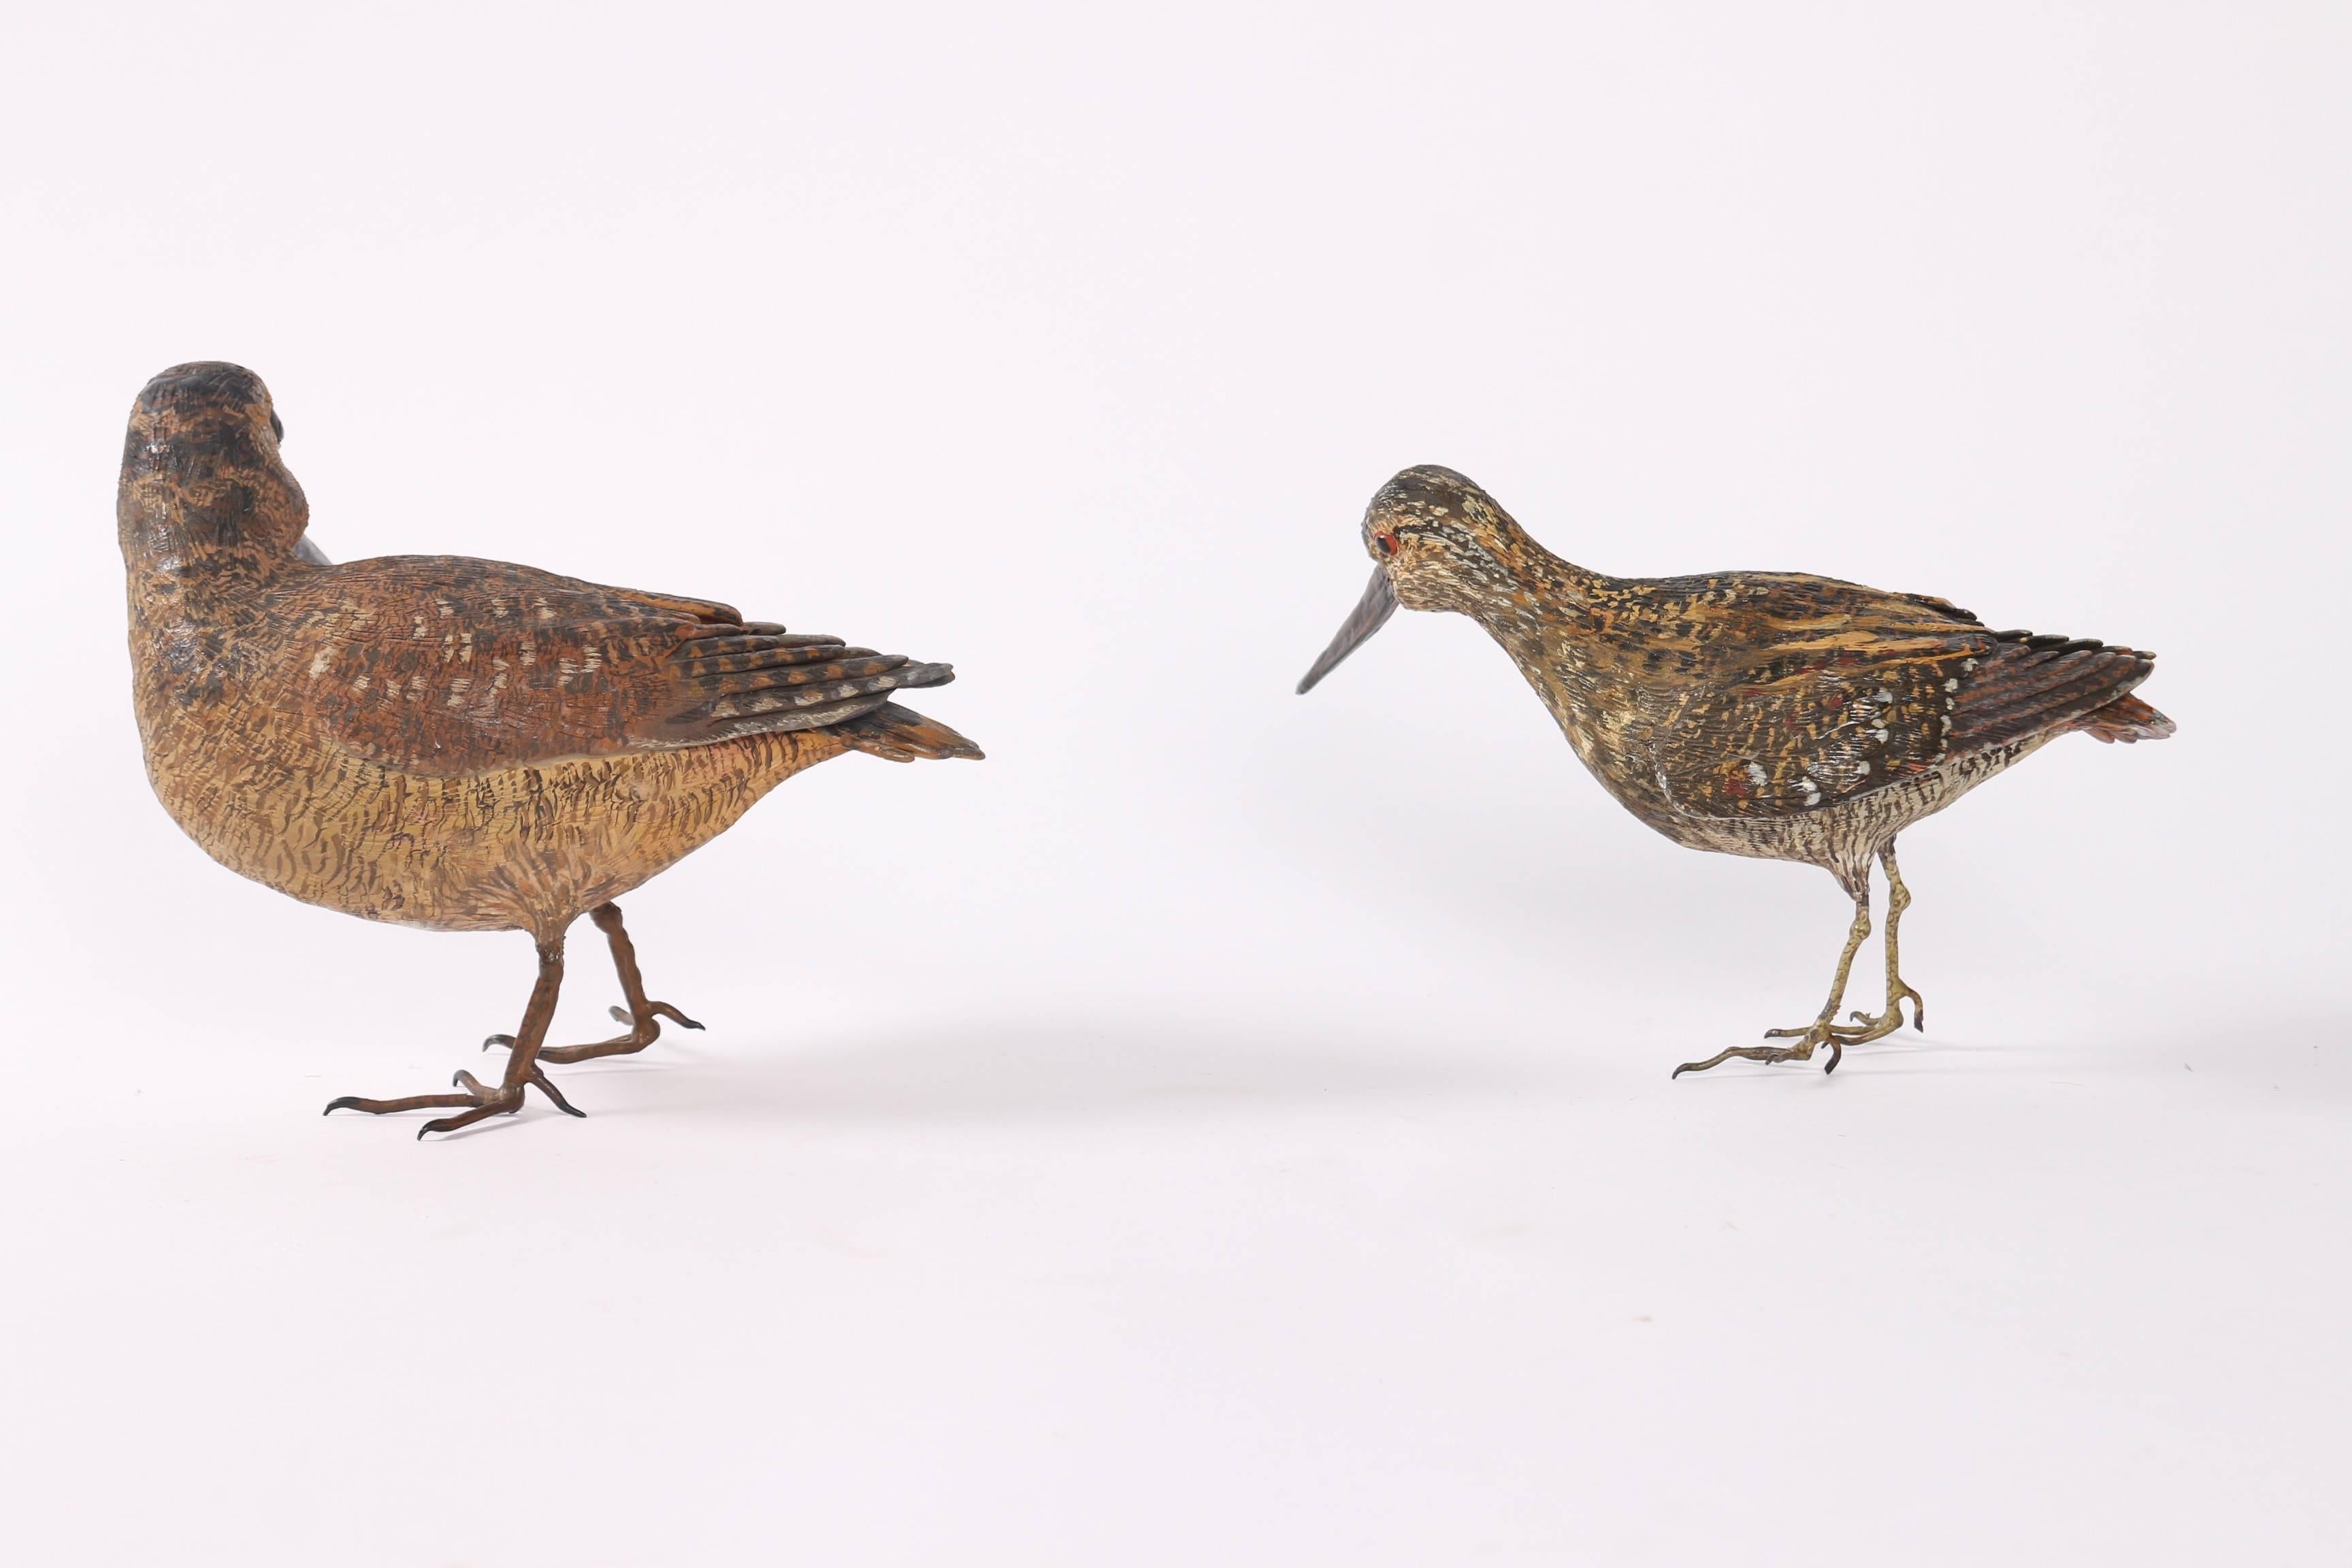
[837,702,984,762]
[2078,693,2176,744]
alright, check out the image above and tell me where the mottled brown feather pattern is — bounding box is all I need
[1302,465,2174,1075]
[119,362,979,947]
[1322,464,2173,895]
[246,556,956,777]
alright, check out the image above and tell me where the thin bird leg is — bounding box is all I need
[1840,841,1927,1042]
[492,901,704,1066]
[327,938,585,1138]
[1673,887,1874,1079]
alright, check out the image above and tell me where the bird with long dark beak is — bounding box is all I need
[1298,466,2174,1077]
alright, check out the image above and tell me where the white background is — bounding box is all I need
[2,3,2346,1563]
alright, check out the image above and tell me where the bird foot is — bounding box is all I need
[502,1000,704,1066]
[1834,987,1928,1048]
[1673,1015,1848,1079]
[325,1065,585,1139]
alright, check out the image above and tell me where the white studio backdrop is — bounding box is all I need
[1,4,2346,1564]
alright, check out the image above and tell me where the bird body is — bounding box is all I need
[120,363,979,1134]
[134,679,843,936]
[1299,466,2172,1075]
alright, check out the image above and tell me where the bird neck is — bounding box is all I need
[1455,530,1608,647]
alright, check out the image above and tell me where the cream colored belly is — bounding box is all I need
[139,708,840,937]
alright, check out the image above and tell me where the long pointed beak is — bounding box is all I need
[1296,567,1399,693]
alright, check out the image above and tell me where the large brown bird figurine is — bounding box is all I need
[120,363,981,1137]
[1298,466,2172,1077]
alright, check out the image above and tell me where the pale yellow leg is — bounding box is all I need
[1673,889,1873,1078]
[1838,843,1927,1043]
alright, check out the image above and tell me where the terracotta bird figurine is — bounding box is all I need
[1298,466,2172,1077]
[120,363,981,1136]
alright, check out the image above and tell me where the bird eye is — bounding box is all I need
[1376,533,1396,557]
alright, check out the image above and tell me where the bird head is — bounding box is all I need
[118,362,314,574]
[1296,466,1534,693]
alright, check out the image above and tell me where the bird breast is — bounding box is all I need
[134,691,842,937]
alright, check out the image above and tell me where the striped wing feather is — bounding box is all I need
[257,555,954,778]
[1648,578,2161,820]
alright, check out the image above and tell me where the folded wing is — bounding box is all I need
[1648,577,2161,820]
[255,555,960,777]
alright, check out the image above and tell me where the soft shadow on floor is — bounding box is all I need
[554,1011,1555,1127]
[1806,1006,2352,1100]
[2072,1007,2352,1102]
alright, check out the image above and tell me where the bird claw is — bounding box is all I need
[536,998,701,1065]
[1676,1017,1848,1078]
[1840,983,1927,1043]
[325,1060,586,1137]
[1676,973,1931,1079]
[530,1066,587,1118]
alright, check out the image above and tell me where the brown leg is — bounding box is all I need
[1840,840,1926,1040]
[326,937,583,1139]
[489,902,702,1066]
[1674,878,1874,1079]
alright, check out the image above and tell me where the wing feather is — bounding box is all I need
[250,555,954,777]
[1642,578,2159,821]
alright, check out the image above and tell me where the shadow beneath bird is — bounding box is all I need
[1702,1005,2352,1101]
[559,1013,1550,1127]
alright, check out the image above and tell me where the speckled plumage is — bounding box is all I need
[120,363,980,1134]
[1299,466,2172,1075]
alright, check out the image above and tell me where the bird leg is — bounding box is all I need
[489,901,704,1066]
[326,939,584,1138]
[1673,888,1873,1078]
[1840,842,1927,1043]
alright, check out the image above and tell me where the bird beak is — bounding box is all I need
[295,534,332,566]
[1296,567,1399,693]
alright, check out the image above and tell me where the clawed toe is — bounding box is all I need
[620,1000,702,1032]
[416,1090,517,1139]
[1675,847,1931,1083]
[1673,1037,1818,1078]
[325,1062,584,1137]
[529,1066,586,1117]
[537,998,702,1066]
[327,904,681,1137]
[1676,1017,1848,1078]
[1840,984,1926,1044]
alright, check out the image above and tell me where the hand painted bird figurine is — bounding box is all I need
[120,363,981,1137]
[1298,466,2172,1078]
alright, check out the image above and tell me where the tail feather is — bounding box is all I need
[2077,693,2175,744]
[836,702,985,762]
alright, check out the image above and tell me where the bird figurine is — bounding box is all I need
[1297,466,2172,1077]
[120,363,981,1137]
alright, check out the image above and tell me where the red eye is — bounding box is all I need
[1376,533,1396,557]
